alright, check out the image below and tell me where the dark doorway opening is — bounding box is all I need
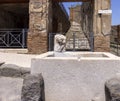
[0,3,29,48]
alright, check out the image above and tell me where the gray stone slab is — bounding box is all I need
[0,77,23,101]
[105,76,120,101]
[21,74,45,101]
[0,64,30,78]
[31,53,120,101]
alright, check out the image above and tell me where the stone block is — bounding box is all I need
[105,76,120,101]
[0,64,30,78]
[31,52,120,101]
[21,74,45,101]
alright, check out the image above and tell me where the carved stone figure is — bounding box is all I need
[54,34,66,52]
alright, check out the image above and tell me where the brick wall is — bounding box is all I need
[28,0,48,54]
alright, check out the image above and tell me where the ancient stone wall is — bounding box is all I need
[28,0,48,54]
[81,2,94,51]
[28,0,70,54]
[69,5,81,24]
[81,2,93,41]
[66,5,90,50]
[93,0,111,52]
[111,25,120,43]
[81,0,111,52]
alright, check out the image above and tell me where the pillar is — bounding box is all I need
[28,0,49,54]
[93,0,111,52]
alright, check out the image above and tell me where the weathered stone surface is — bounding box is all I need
[0,77,23,101]
[101,15,111,36]
[27,32,48,54]
[31,52,120,101]
[28,0,48,54]
[28,0,70,54]
[0,64,30,78]
[111,25,120,43]
[66,5,90,50]
[81,0,111,52]
[94,35,110,52]
[21,74,45,101]
[81,2,94,51]
[54,34,66,52]
[105,76,120,101]
[93,0,111,52]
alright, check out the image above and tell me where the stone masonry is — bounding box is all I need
[111,25,120,43]
[66,5,90,50]
[93,0,111,52]
[81,0,111,52]
[28,0,48,54]
[28,0,70,54]
[27,0,111,53]
[0,0,111,53]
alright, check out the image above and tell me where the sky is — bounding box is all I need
[63,0,120,25]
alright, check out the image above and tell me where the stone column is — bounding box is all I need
[93,0,111,52]
[28,0,49,54]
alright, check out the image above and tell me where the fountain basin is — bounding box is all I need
[31,52,120,101]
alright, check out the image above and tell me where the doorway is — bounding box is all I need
[0,3,29,48]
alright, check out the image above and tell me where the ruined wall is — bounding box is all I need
[111,25,120,43]
[81,2,93,41]
[69,5,81,23]
[66,5,90,50]
[81,0,111,52]
[28,0,70,54]
[28,0,48,54]
[93,0,111,52]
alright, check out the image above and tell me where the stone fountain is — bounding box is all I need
[31,34,120,101]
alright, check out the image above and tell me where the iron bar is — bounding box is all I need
[0,29,28,48]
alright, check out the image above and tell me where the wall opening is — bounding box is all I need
[0,3,29,48]
[48,1,94,51]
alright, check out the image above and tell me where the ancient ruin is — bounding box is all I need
[0,0,111,54]
[66,5,90,51]
[1,0,120,101]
